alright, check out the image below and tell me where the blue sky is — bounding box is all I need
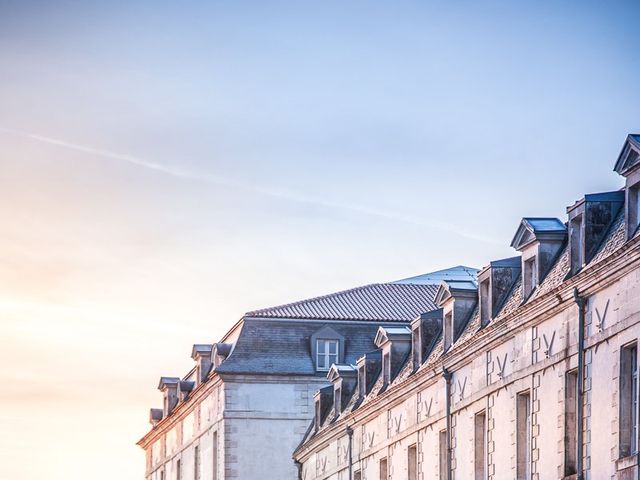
[0,1,639,479]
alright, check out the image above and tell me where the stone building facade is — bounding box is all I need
[293,134,640,480]
[136,267,477,480]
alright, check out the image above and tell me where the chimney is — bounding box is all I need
[191,344,213,384]
[158,377,180,417]
[510,218,567,298]
[411,308,443,370]
[435,280,478,351]
[477,257,521,328]
[566,192,624,276]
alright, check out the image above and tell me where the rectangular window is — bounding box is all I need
[474,410,487,480]
[379,457,388,480]
[620,343,638,457]
[160,470,165,480]
[212,431,218,480]
[176,459,181,480]
[480,278,491,328]
[383,352,391,386]
[194,445,200,480]
[317,339,339,371]
[523,257,536,297]
[315,398,321,430]
[358,365,366,398]
[408,444,417,480]
[412,325,422,370]
[444,311,453,351]
[354,470,362,480]
[439,429,448,480]
[629,183,640,238]
[564,370,578,475]
[570,215,584,275]
[334,385,342,416]
[516,391,531,480]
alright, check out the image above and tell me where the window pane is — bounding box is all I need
[329,341,338,355]
[317,340,326,354]
[317,354,326,369]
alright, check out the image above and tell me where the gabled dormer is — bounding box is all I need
[614,134,640,239]
[411,308,443,370]
[311,326,345,372]
[435,280,477,351]
[327,364,357,418]
[313,385,334,432]
[158,377,180,417]
[477,257,521,328]
[356,350,382,402]
[374,326,411,388]
[191,344,213,385]
[566,191,624,276]
[510,218,567,299]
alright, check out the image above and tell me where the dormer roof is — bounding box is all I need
[510,217,567,250]
[157,377,180,390]
[191,344,213,359]
[374,326,411,347]
[434,280,478,306]
[327,364,357,382]
[614,134,640,176]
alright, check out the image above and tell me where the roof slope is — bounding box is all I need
[246,283,440,322]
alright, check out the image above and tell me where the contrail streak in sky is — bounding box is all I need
[0,126,501,245]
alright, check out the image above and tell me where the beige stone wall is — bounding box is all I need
[299,265,640,480]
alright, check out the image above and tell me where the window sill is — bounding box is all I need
[616,454,637,472]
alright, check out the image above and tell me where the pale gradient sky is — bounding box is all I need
[0,1,639,479]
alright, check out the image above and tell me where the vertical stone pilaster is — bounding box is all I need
[450,411,457,480]
[487,393,496,480]
[531,373,541,480]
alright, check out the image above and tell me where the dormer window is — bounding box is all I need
[479,278,490,327]
[629,182,640,238]
[382,351,391,386]
[444,311,454,351]
[614,135,640,239]
[523,256,537,298]
[411,322,422,370]
[569,214,584,275]
[311,326,344,372]
[334,383,342,417]
[357,364,366,398]
[317,339,339,371]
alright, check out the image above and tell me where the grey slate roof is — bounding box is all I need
[245,283,440,322]
[215,319,381,375]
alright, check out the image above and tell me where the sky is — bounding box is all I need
[0,1,638,479]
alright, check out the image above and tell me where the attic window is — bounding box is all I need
[444,311,453,351]
[382,351,391,387]
[569,214,584,275]
[629,182,640,239]
[317,339,339,371]
[479,278,490,328]
[523,257,537,298]
[412,324,422,370]
[314,397,321,431]
[334,385,342,417]
[358,365,366,398]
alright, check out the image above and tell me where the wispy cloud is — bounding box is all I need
[0,126,500,244]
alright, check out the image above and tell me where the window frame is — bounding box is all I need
[316,338,340,372]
